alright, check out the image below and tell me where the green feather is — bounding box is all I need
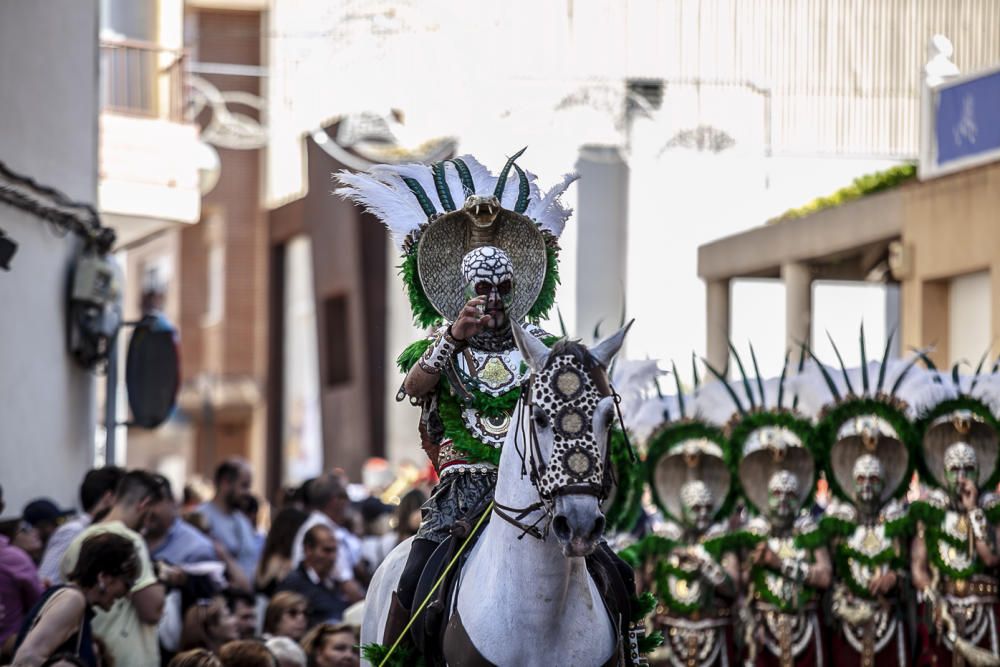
[672,360,686,419]
[827,330,855,395]
[860,323,869,395]
[396,339,432,373]
[691,352,701,391]
[805,345,842,403]
[777,348,791,409]
[399,253,443,329]
[431,162,456,211]
[793,345,808,409]
[493,146,528,201]
[401,176,436,217]
[448,158,476,198]
[526,244,560,321]
[876,328,895,393]
[970,347,990,391]
[749,342,766,409]
[701,357,747,416]
[513,163,530,213]
[728,341,757,410]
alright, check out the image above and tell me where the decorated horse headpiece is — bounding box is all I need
[696,343,816,516]
[336,149,577,328]
[909,353,1000,493]
[793,328,921,507]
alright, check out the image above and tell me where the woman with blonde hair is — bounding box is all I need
[167,648,222,667]
[300,623,359,667]
[262,592,308,642]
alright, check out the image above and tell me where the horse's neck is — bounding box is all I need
[472,402,589,604]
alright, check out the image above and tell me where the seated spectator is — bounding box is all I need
[198,460,261,585]
[21,500,75,562]
[291,476,363,602]
[224,588,258,640]
[255,507,309,596]
[276,526,347,627]
[60,470,171,667]
[300,623,360,667]
[262,592,308,642]
[264,636,306,667]
[179,596,239,654]
[0,483,43,646]
[12,532,139,667]
[38,467,124,587]
[168,647,222,667]
[218,639,278,667]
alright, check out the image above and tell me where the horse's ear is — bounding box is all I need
[590,319,634,369]
[512,322,551,372]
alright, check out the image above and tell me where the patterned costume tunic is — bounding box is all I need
[623,520,735,667]
[404,323,552,543]
[822,498,910,667]
[740,515,825,667]
[912,489,1000,665]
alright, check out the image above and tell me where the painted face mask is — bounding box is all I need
[461,246,514,330]
[852,454,885,505]
[944,442,978,498]
[680,480,714,533]
[767,470,800,522]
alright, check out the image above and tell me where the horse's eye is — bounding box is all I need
[532,407,550,428]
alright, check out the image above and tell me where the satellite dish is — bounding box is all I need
[125,313,180,429]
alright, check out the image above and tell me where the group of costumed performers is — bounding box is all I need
[618,332,1000,667]
[337,150,646,665]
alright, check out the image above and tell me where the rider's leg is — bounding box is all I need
[382,537,438,646]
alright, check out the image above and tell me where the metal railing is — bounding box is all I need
[100,39,186,122]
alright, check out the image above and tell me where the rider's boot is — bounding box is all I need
[382,591,412,646]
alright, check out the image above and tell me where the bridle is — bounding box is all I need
[492,350,634,541]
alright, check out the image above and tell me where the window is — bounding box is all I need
[324,294,351,386]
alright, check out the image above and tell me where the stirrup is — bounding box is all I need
[382,591,412,646]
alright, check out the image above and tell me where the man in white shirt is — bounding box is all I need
[38,466,124,585]
[291,474,364,602]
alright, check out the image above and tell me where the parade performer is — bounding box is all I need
[699,347,830,667]
[796,330,919,667]
[908,359,1000,667]
[620,360,740,667]
[337,149,581,644]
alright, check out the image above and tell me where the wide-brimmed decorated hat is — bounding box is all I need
[696,344,817,516]
[909,356,1000,492]
[336,148,577,328]
[792,328,921,505]
[637,357,736,524]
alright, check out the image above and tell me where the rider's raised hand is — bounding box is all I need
[451,296,490,341]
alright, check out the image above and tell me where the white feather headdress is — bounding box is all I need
[334,151,578,252]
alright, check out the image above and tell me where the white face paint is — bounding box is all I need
[461,246,514,329]
[767,470,799,522]
[944,442,978,497]
[852,454,885,505]
[680,480,714,532]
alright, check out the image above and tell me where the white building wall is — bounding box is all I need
[0,0,100,512]
[949,271,992,366]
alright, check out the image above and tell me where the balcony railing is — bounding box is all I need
[100,39,186,122]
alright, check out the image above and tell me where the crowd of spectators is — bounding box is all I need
[0,458,430,667]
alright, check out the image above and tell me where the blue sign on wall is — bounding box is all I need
[935,68,1000,167]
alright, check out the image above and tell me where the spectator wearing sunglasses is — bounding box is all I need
[12,532,139,667]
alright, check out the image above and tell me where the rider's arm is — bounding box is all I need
[403,297,488,398]
[805,547,832,589]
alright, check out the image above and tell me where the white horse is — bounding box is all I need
[362,323,631,666]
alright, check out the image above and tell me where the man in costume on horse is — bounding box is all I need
[339,150,645,665]
[908,361,1000,667]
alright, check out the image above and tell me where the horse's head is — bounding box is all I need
[511,322,632,557]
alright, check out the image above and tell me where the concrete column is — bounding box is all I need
[575,145,628,342]
[782,262,812,351]
[705,279,730,372]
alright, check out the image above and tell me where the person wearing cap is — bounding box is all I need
[0,483,44,644]
[38,466,125,587]
[22,499,75,557]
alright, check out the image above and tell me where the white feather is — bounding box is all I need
[527,172,578,238]
[334,170,426,251]
[454,154,499,198]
